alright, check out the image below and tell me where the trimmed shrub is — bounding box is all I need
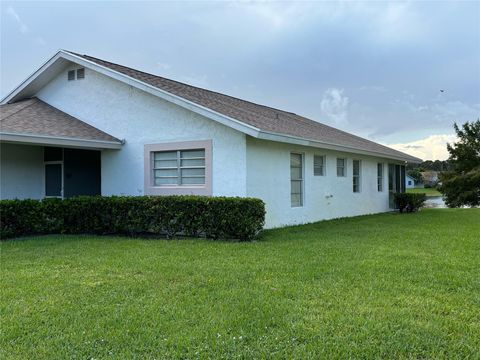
[0,196,265,241]
[394,193,427,213]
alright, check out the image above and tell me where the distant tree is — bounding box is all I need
[439,120,480,207]
[407,160,452,172]
[432,160,443,171]
[423,160,434,170]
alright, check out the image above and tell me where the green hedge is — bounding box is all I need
[0,196,265,241]
[394,193,427,213]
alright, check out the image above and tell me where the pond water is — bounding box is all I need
[425,196,447,208]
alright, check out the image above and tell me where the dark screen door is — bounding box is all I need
[388,164,406,208]
[45,163,62,197]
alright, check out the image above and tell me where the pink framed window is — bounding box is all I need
[144,140,212,196]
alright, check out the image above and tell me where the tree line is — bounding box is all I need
[406,160,453,172]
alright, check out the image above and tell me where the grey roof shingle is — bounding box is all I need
[0,98,121,143]
[69,51,420,162]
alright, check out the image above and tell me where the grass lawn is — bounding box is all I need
[1,209,479,359]
[407,187,442,197]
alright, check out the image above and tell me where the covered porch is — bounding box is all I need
[0,98,122,199]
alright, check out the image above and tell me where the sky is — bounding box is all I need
[1,1,479,160]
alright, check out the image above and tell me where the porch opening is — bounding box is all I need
[388,163,406,208]
[0,143,101,200]
[44,146,101,198]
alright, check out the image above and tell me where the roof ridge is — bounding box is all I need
[0,97,38,122]
[65,51,299,116]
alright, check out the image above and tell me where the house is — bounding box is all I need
[421,171,439,187]
[0,50,421,228]
[405,174,416,189]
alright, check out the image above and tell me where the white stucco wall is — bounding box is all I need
[405,175,415,189]
[36,65,247,197]
[0,143,44,200]
[246,137,400,228]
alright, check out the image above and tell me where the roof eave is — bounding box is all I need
[0,132,123,150]
[257,131,422,163]
[1,51,65,105]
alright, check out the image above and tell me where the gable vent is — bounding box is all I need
[67,70,75,81]
[77,68,85,79]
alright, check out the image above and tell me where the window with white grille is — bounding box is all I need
[313,155,325,176]
[377,163,384,192]
[145,140,212,196]
[291,153,303,207]
[353,160,361,193]
[337,158,346,177]
[153,149,205,186]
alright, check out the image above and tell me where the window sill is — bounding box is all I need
[151,185,206,189]
[145,185,211,196]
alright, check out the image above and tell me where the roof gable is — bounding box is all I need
[1,50,421,162]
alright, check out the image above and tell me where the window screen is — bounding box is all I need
[337,158,346,177]
[291,153,303,207]
[377,163,384,192]
[353,160,361,192]
[314,155,325,176]
[153,149,205,186]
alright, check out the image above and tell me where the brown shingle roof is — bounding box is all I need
[68,51,420,162]
[0,98,121,143]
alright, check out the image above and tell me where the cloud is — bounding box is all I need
[373,2,425,44]
[359,85,387,93]
[431,101,480,124]
[5,6,47,46]
[246,3,286,28]
[320,88,349,126]
[6,6,29,34]
[235,2,309,29]
[387,134,457,161]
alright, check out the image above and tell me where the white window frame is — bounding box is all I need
[290,152,304,207]
[377,163,384,192]
[313,154,326,176]
[353,159,361,193]
[337,158,346,177]
[144,140,212,195]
